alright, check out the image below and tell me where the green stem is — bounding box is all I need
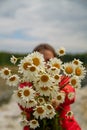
[43,119,46,130]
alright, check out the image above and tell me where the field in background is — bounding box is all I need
[0,66,18,105]
[0,51,87,65]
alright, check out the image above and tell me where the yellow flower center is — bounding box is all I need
[67,111,72,116]
[71,79,77,85]
[33,58,40,66]
[38,98,43,103]
[41,87,49,91]
[4,70,9,75]
[47,105,52,110]
[37,107,44,114]
[23,62,31,70]
[41,75,49,82]
[32,120,37,124]
[65,66,73,74]
[9,76,16,81]
[17,90,22,97]
[29,100,34,103]
[75,67,81,76]
[53,63,60,69]
[23,89,30,97]
[14,58,16,61]
[30,66,36,72]
[57,95,62,100]
[59,49,64,54]
[73,60,79,65]
[51,68,56,71]
[54,75,60,80]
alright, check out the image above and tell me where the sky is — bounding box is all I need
[0,0,87,54]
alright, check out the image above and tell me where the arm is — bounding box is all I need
[59,76,76,105]
[61,84,76,106]
[55,76,76,110]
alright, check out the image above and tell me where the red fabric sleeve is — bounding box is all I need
[23,126,30,130]
[19,82,32,88]
[61,84,75,106]
[56,76,81,130]
[59,76,75,105]
[59,76,70,89]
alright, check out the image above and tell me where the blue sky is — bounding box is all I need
[0,0,87,53]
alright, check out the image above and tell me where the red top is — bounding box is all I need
[57,76,81,130]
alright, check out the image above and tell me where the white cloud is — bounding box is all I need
[0,37,87,54]
[0,0,87,53]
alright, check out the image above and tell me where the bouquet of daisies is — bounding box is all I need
[0,47,86,130]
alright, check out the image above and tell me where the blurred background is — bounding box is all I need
[0,0,87,130]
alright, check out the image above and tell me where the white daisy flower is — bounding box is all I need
[18,55,33,74]
[6,74,20,87]
[47,66,60,76]
[38,73,54,87]
[50,85,59,92]
[20,119,29,127]
[30,51,45,68]
[45,104,55,114]
[63,62,74,76]
[53,74,61,84]
[66,111,73,118]
[46,111,56,119]
[68,92,75,100]
[74,84,81,89]
[10,55,17,64]
[37,97,45,105]
[74,66,86,80]
[20,111,27,119]
[50,85,59,98]
[13,89,22,104]
[0,67,11,79]
[33,105,46,119]
[70,76,81,87]
[29,119,39,129]
[24,65,39,82]
[36,86,51,97]
[26,99,37,108]
[13,89,27,107]
[21,86,35,101]
[57,47,65,56]
[72,58,83,66]
[56,91,65,104]
[48,58,62,71]
[28,65,38,73]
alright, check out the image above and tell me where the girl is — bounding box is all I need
[19,43,81,130]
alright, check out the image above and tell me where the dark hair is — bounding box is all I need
[33,43,57,57]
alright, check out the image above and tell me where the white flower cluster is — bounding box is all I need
[0,48,86,129]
